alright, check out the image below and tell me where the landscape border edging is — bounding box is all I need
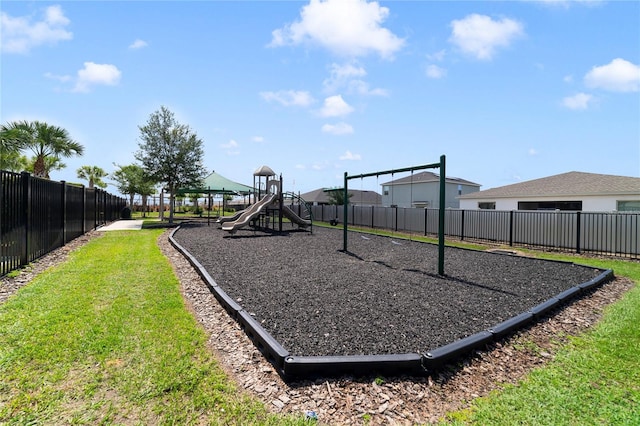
[168,226,615,380]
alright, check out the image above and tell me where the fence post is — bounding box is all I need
[20,172,30,266]
[461,209,465,241]
[371,205,374,228]
[394,206,398,231]
[61,181,67,244]
[81,185,86,234]
[509,210,514,247]
[424,208,428,236]
[576,211,581,254]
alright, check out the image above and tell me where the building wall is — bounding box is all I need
[460,194,640,211]
[383,182,478,208]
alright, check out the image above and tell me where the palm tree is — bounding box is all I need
[1,122,27,171]
[5,120,84,178]
[77,165,108,189]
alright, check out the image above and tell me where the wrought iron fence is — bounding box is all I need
[305,204,639,259]
[1,170,127,277]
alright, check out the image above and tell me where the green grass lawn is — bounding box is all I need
[1,228,638,425]
[442,254,640,425]
[0,230,303,425]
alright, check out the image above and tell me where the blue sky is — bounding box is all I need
[2,0,639,196]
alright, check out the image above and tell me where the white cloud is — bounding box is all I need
[73,62,121,93]
[220,139,239,149]
[220,139,240,155]
[260,90,315,107]
[1,5,73,54]
[562,92,594,110]
[564,74,574,83]
[269,0,405,59]
[528,148,538,156]
[129,39,148,49]
[427,49,446,62]
[311,163,327,171]
[584,58,640,92]
[348,80,389,96]
[323,62,388,96]
[323,62,366,92]
[252,136,265,143]
[449,14,524,60]
[339,150,361,160]
[426,64,446,79]
[322,122,354,135]
[319,95,354,117]
[44,72,72,82]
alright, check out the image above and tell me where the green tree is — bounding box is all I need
[77,165,108,189]
[3,120,84,178]
[326,188,353,205]
[24,155,66,176]
[111,163,156,216]
[135,106,207,223]
[1,123,27,171]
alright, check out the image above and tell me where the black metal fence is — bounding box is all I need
[1,170,127,277]
[304,204,639,259]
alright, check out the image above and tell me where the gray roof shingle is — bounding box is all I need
[459,171,640,199]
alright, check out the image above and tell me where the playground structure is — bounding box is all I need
[343,155,446,275]
[218,165,312,234]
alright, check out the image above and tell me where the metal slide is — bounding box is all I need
[282,205,312,228]
[221,193,277,233]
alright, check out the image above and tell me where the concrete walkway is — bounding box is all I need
[97,219,144,231]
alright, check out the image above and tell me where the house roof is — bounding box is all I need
[459,171,640,200]
[382,171,480,187]
[300,188,382,205]
[177,171,253,195]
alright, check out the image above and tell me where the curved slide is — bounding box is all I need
[216,209,245,224]
[222,193,276,233]
[282,205,311,228]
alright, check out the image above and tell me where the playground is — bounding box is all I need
[171,223,609,376]
[169,159,612,378]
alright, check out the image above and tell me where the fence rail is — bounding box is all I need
[301,204,639,259]
[1,170,127,277]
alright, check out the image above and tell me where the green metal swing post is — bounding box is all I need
[343,154,446,275]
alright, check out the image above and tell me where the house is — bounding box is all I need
[381,171,480,209]
[458,171,640,212]
[299,188,382,206]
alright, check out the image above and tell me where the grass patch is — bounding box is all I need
[442,254,640,425]
[0,230,303,425]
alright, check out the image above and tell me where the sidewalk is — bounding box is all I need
[97,219,144,231]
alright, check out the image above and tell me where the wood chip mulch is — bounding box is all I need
[0,229,634,425]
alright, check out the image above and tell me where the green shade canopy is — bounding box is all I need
[177,171,254,195]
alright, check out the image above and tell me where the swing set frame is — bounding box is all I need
[342,154,446,275]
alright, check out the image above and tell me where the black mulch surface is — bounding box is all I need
[172,223,604,357]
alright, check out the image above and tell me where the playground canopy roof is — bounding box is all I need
[177,171,254,195]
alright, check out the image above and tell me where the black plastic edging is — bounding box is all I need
[555,286,582,303]
[488,312,534,339]
[169,228,243,319]
[283,353,423,378]
[169,227,616,380]
[237,310,290,372]
[578,269,613,291]
[529,297,561,318]
[422,331,494,370]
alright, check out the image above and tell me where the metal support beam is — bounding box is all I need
[343,156,447,275]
